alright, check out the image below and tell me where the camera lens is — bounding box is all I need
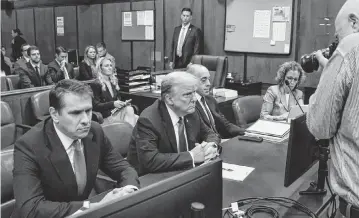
[300,54,319,73]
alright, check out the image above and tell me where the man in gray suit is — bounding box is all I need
[13,43,30,74]
[169,8,202,69]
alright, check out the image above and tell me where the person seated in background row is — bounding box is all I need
[1,46,13,71]
[187,64,245,139]
[46,46,75,85]
[13,43,31,73]
[127,71,221,176]
[18,46,48,89]
[90,57,138,127]
[96,42,116,73]
[12,79,139,218]
[260,61,306,121]
[77,45,97,81]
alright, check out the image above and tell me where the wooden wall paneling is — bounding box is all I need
[16,9,35,45]
[34,7,55,64]
[103,2,131,70]
[54,6,78,50]
[245,0,299,84]
[155,0,164,70]
[203,0,225,56]
[226,55,244,81]
[131,1,155,69]
[164,0,203,69]
[1,10,17,56]
[77,4,102,55]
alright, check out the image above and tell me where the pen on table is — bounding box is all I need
[223,168,234,172]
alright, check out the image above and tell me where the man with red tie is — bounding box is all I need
[12,80,139,218]
[169,8,202,69]
[18,46,48,89]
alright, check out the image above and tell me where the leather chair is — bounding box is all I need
[30,90,104,124]
[1,77,10,91]
[1,149,15,218]
[6,75,20,90]
[191,55,228,88]
[232,95,263,128]
[1,101,31,150]
[95,122,134,193]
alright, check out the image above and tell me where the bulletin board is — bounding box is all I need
[224,0,294,54]
[122,10,154,41]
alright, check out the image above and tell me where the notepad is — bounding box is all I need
[246,119,290,138]
[222,162,255,182]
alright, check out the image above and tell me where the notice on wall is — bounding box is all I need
[137,11,145,25]
[272,6,291,22]
[56,17,64,26]
[144,10,154,26]
[253,10,271,38]
[124,12,132,26]
[57,27,64,36]
[284,44,290,53]
[56,17,64,36]
[145,26,154,40]
[272,22,286,41]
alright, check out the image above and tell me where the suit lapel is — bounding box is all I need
[184,115,196,150]
[82,131,100,195]
[159,101,178,152]
[196,101,211,126]
[45,120,78,195]
[182,24,193,46]
[27,62,42,86]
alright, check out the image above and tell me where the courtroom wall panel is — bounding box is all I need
[16,8,35,45]
[1,10,16,55]
[34,7,55,64]
[77,4,102,54]
[103,2,131,70]
[54,6,78,51]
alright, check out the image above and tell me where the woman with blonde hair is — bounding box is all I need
[77,45,97,81]
[260,61,306,121]
[90,57,138,126]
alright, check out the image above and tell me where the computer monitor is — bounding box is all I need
[284,114,317,187]
[72,159,223,218]
[67,49,79,66]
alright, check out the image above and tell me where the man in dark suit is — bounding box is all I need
[46,46,75,85]
[13,43,30,74]
[127,72,220,176]
[12,80,139,218]
[18,46,48,89]
[188,64,245,139]
[169,8,202,69]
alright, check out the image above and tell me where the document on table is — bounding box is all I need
[222,162,254,182]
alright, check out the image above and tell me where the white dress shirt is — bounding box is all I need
[176,23,191,56]
[56,59,69,79]
[24,56,30,62]
[31,62,41,75]
[165,104,195,166]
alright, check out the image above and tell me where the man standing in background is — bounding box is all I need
[169,8,202,69]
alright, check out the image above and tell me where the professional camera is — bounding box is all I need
[300,39,339,73]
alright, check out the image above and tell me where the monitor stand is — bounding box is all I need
[299,139,329,195]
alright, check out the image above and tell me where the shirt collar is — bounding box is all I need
[165,103,181,127]
[182,23,190,29]
[195,93,203,101]
[30,61,40,69]
[55,59,62,66]
[337,32,359,56]
[24,56,30,62]
[53,123,78,151]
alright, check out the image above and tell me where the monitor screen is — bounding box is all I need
[71,159,223,218]
[284,114,317,187]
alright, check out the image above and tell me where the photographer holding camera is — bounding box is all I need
[306,0,359,217]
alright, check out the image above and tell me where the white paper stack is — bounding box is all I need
[213,88,238,98]
[245,119,290,143]
[222,162,255,182]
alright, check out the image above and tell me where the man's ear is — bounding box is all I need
[349,13,359,32]
[49,107,59,124]
[165,93,174,106]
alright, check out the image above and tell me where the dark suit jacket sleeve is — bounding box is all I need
[169,27,177,63]
[78,62,91,81]
[192,28,202,56]
[19,68,34,89]
[90,82,116,113]
[199,115,221,145]
[208,97,245,138]
[13,141,83,218]
[45,65,56,85]
[99,131,140,188]
[135,117,193,173]
[68,63,75,79]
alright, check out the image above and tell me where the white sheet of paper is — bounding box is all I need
[253,10,271,38]
[272,22,286,41]
[272,6,291,22]
[246,119,290,137]
[222,163,255,182]
[145,26,154,40]
[57,27,64,36]
[123,12,132,26]
[56,17,64,27]
[144,10,154,26]
[137,11,145,25]
[284,43,290,53]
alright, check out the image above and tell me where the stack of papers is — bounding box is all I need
[213,88,238,98]
[245,119,290,143]
[222,162,255,182]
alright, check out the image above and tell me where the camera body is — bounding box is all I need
[300,40,339,73]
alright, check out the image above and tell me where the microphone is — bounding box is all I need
[285,80,304,114]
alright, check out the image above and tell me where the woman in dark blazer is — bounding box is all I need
[90,57,138,127]
[260,61,306,121]
[11,28,27,61]
[77,45,97,81]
